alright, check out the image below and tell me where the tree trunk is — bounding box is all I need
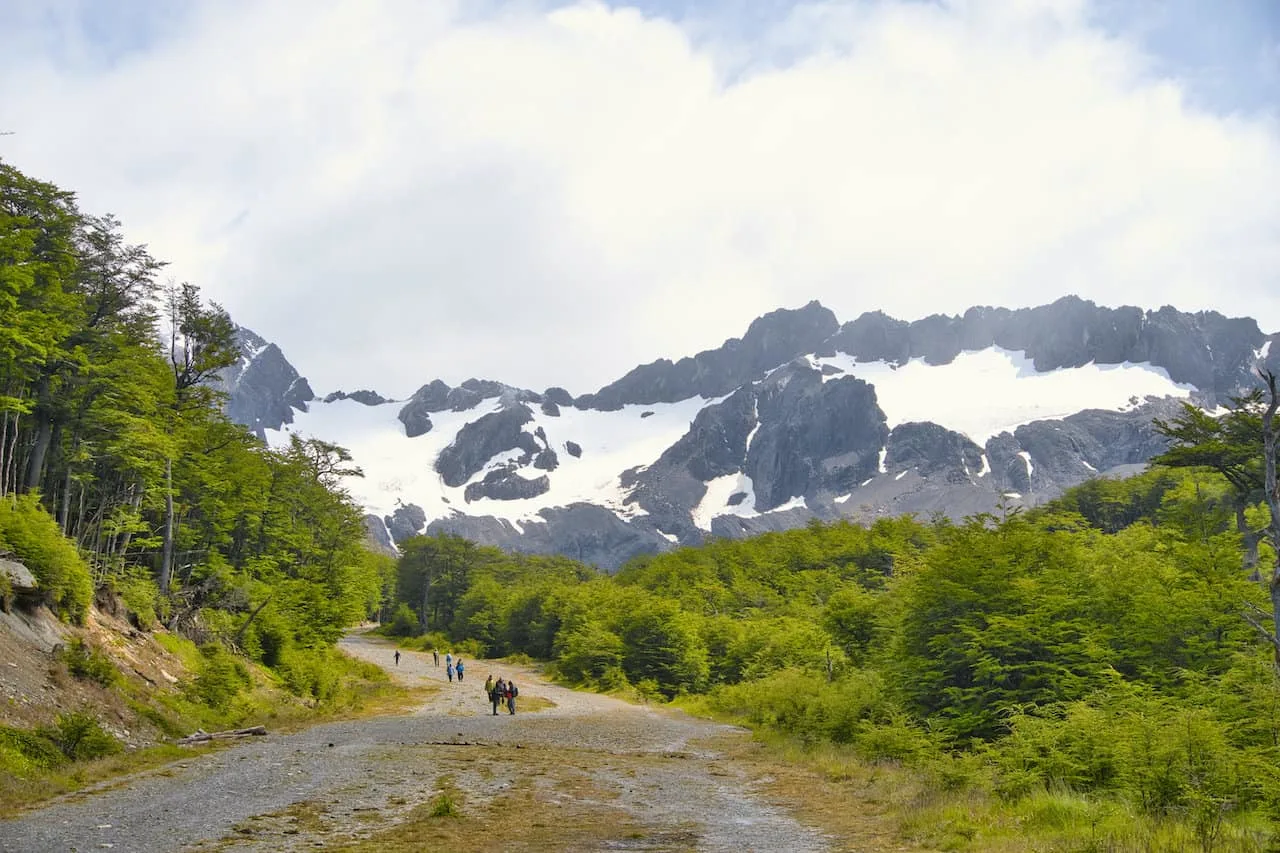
[22,413,53,494]
[1239,503,1262,578]
[160,456,175,595]
[1,409,19,498]
[232,595,274,649]
[1261,370,1280,668]
[420,573,431,633]
[0,408,9,498]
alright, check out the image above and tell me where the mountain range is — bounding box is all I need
[218,296,1280,569]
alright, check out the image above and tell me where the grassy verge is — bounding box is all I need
[707,729,1273,853]
[0,641,424,815]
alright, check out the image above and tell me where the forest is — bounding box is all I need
[1,158,394,719]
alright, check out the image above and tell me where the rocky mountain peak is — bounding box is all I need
[577,301,840,410]
[226,299,1280,571]
[218,326,314,438]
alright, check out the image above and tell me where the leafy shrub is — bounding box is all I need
[277,645,340,701]
[39,711,121,761]
[113,570,160,630]
[0,570,11,612]
[0,495,92,623]
[0,725,67,773]
[240,606,292,668]
[189,644,251,710]
[554,621,625,685]
[386,603,420,637]
[60,638,118,686]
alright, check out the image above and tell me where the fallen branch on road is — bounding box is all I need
[176,725,268,745]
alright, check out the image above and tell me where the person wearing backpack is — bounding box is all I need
[456,659,465,681]
[490,678,504,715]
[505,679,518,715]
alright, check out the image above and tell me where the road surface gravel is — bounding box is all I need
[0,632,832,852]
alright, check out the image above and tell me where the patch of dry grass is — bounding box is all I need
[334,776,650,852]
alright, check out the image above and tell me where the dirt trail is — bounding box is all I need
[0,634,835,852]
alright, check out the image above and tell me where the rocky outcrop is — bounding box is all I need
[324,390,388,406]
[426,503,669,570]
[464,469,550,502]
[577,301,840,409]
[0,557,38,610]
[436,406,540,487]
[831,297,1267,404]
[383,503,427,542]
[744,365,888,509]
[218,327,314,438]
[885,423,984,481]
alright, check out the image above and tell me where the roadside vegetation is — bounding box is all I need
[386,448,1280,849]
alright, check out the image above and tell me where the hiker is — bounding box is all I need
[433,649,439,667]
[505,678,518,715]
[456,659,465,681]
[486,676,501,712]
[394,650,400,666]
[484,674,494,697]
[490,678,503,715]
[446,661,454,682]
[445,651,452,669]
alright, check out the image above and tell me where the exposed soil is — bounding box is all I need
[0,633,923,851]
[0,602,189,747]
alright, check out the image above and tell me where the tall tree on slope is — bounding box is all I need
[159,282,237,596]
[1257,368,1280,665]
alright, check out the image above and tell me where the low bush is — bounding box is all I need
[60,638,118,686]
[113,570,160,630]
[0,725,67,774]
[385,603,420,637]
[0,570,12,612]
[188,643,252,710]
[0,495,92,623]
[40,711,122,761]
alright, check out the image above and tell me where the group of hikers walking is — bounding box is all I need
[400,648,516,714]
[438,650,465,682]
[484,674,519,715]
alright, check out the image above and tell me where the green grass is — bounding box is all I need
[0,641,421,815]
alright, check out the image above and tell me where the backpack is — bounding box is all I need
[510,683,519,698]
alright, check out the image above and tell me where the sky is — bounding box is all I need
[1,0,1277,399]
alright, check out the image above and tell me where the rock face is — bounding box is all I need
[436,405,540,487]
[745,367,887,509]
[218,327,314,438]
[383,504,427,542]
[831,297,1266,403]
[577,301,840,409]
[362,515,398,556]
[0,558,38,609]
[235,298,1277,572]
[324,390,388,406]
[426,504,668,571]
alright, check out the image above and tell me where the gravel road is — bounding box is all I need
[0,634,832,852]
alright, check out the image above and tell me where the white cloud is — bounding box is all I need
[1,0,1276,399]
